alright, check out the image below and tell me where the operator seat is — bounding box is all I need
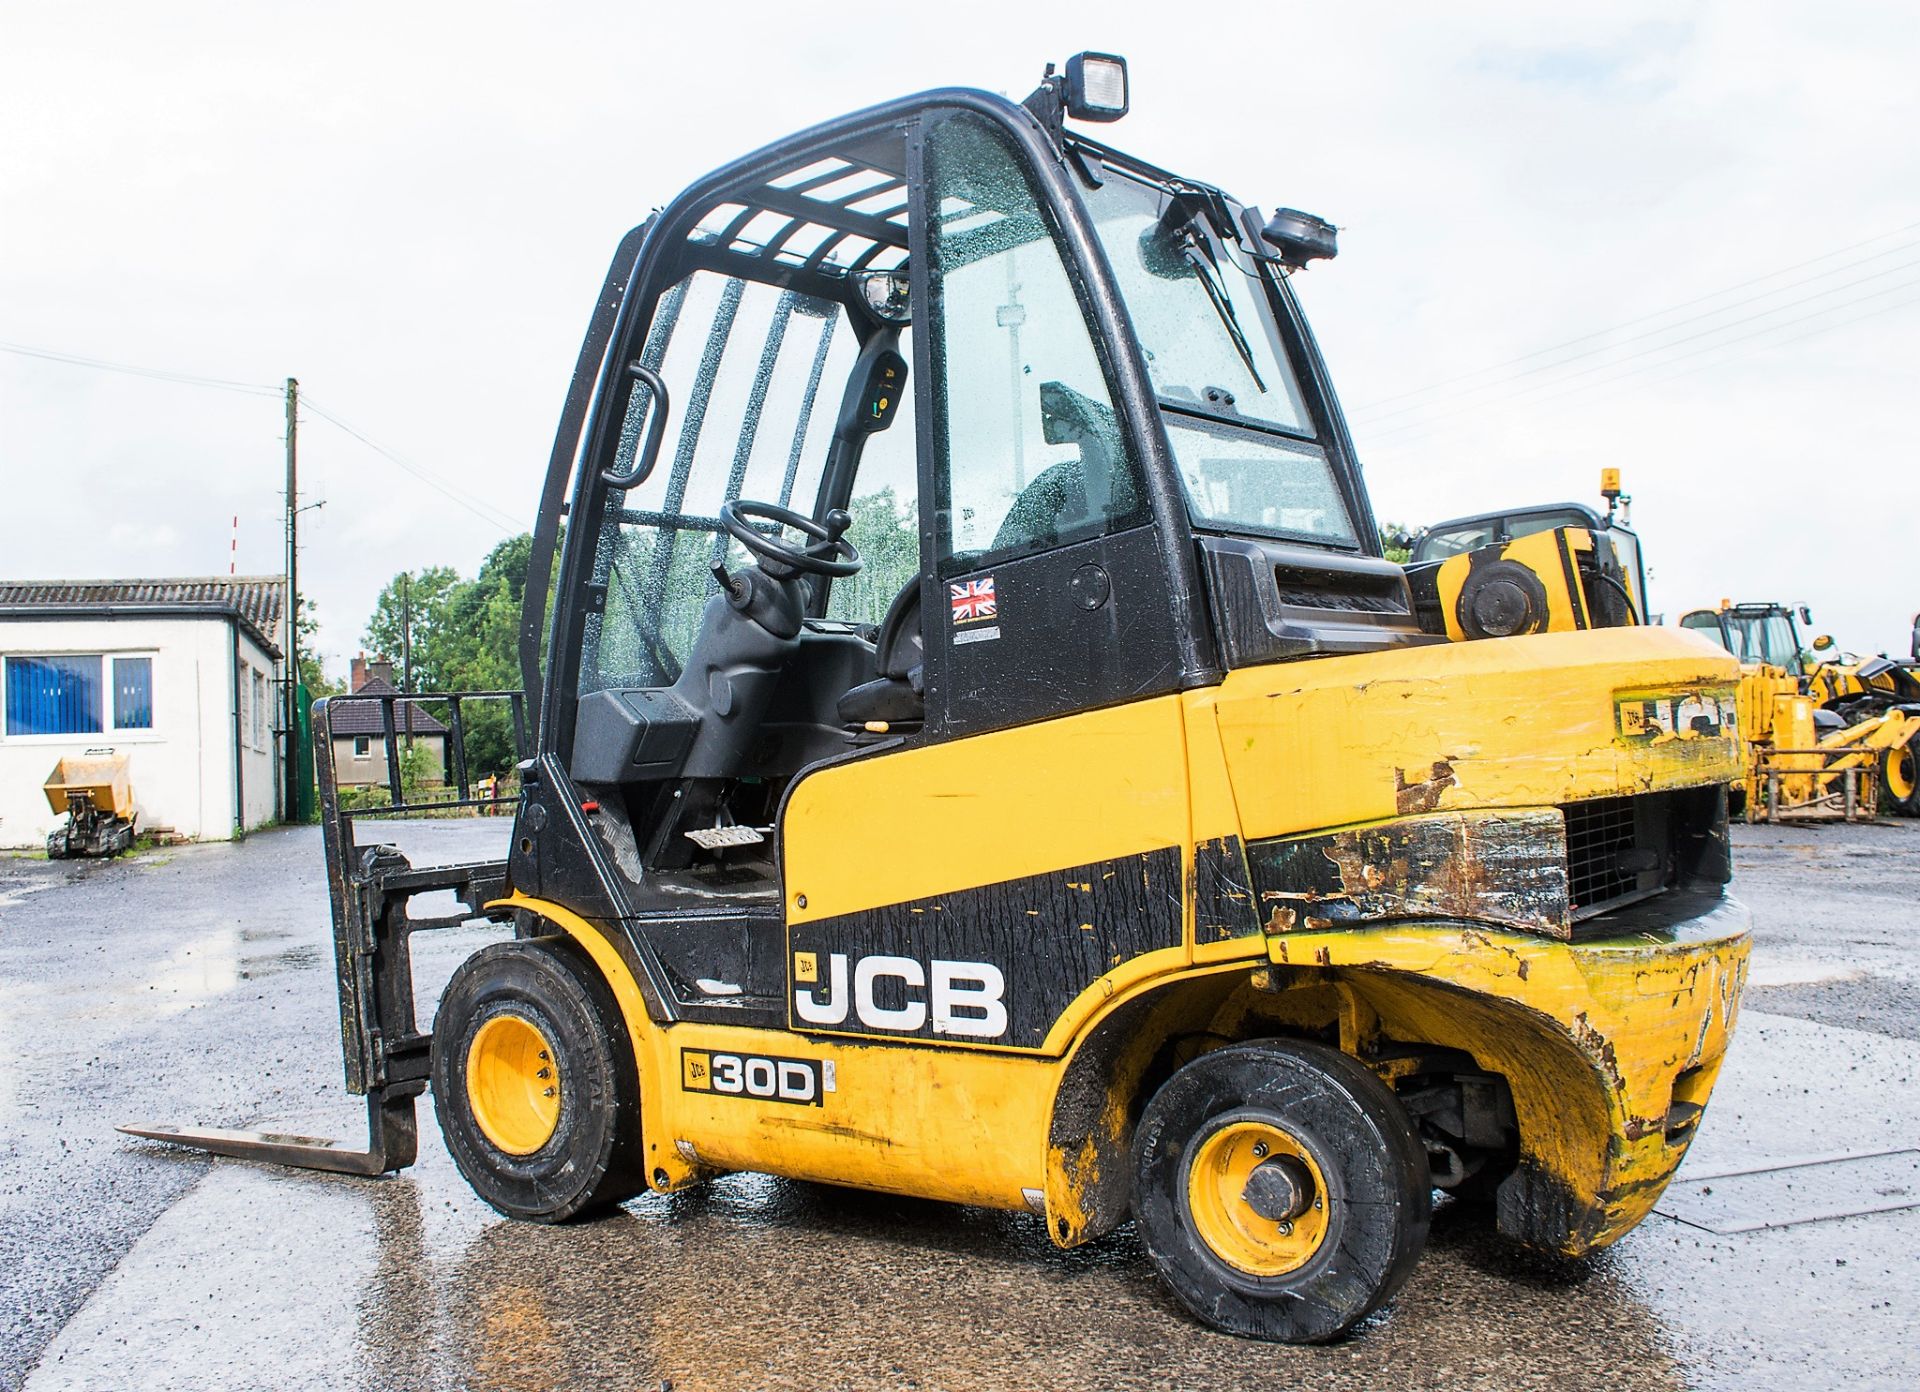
[836,578,924,726]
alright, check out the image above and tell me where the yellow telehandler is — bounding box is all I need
[127,56,1749,1342]
[1678,601,1920,821]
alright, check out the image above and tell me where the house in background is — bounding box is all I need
[0,576,285,848]
[328,654,448,789]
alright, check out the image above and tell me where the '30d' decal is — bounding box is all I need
[681,1049,833,1106]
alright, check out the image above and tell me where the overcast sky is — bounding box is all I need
[4,1,1917,675]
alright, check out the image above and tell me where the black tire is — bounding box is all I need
[1880,741,1920,817]
[1132,1039,1430,1343]
[431,937,645,1222]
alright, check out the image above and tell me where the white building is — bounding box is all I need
[0,576,286,848]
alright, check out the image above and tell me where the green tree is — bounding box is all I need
[830,488,920,626]
[363,565,462,690]
[294,596,343,698]
[362,540,534,779]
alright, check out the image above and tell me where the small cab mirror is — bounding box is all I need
[1259,208,1338,268]
[1798,604,1814,625]
[1812,633,1834,652]
[1911,613,1920,663]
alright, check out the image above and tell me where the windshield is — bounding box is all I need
[1082,169,1308,431]
[1687,610,1803,674]
[1080,164,1357,548]
[1725,612,1804,673]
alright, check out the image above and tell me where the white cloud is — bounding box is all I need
[2,0,1916,660]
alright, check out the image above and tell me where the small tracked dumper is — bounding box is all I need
[43,754,137,858]
[130,57,1751,1342]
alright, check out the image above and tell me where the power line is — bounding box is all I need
[1347,219,1920,416]
[1362,279,1920,459]
[298,394,521,535]
[1353,247,1920,429]
[1358,265,1920,447]
[0,339,283,396]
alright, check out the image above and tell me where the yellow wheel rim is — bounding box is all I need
[466,1013,561,1155]
[1888,745,1917,802]
[1184,1118,1331,1277]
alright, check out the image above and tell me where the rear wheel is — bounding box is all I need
[1881,741,1920,816]
[1132,1040,1430,1343]
[431,938,644,1222]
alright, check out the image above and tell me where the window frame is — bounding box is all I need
[920,106,1154,579]
[2,650,159,740]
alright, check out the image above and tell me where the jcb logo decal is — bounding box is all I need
[792,951,1009,1040]
[682,1050,829,1106]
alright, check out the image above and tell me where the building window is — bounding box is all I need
[253,669,268,750]
[353,736,371,759]
[4,654,157,736]
[114,657,153,730]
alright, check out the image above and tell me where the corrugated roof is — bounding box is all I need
[325,677,451,735]
[0,575,287,657]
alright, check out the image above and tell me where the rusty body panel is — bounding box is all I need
[1262,896,1750,1253]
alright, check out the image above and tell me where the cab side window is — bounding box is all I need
[925,111,1146,572]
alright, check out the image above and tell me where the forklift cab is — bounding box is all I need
[1679,603,1810,677]
[517,80,1404,990]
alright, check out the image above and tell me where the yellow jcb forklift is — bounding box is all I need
[1678,601,1920,821]
[1404,469,1648,641]
[128,57,1750,1342]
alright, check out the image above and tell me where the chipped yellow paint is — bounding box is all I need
[1204,626,1742,842]
[495,890,1054,1207]
[492,624,1750,1253]
[1266,909,1750,1252]
[784,696,1190,924]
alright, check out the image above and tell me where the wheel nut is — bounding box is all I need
[1252,1141,1269,1159]
[1277,1220,1294,1236]
[543,1087,556,1098]
[1242,1155,1314,1222]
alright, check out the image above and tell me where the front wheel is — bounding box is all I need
[1881,740,1920,816]
[1132,1040,1430,1343]
[431,938,645,1222]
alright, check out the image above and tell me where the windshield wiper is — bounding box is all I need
[1176,225,1266,394]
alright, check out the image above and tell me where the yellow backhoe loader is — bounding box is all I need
[1678,602,1920,821]
[127,57,1749,1343]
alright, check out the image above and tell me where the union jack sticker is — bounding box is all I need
[949,576,997,625]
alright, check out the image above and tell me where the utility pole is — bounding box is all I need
[997,257,1027,491]
[400,572,414,750]
[283,377,299,822]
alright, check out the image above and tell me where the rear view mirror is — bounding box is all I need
[1911,613,1919,663]
[1259,208,1338,268]
[1798,604,1814,625]
[1812,634,1834,652]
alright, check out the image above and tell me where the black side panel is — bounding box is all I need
[928,525,1181,739]
[1199,535,1434,668]
[788,845,1184,1050]
[1193,834,1260,944]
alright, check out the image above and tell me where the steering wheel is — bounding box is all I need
[720,498,862,578]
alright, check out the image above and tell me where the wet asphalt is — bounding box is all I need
[1,820,1916,1391]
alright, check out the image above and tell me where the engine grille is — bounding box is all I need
[1564,795,1646,917]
